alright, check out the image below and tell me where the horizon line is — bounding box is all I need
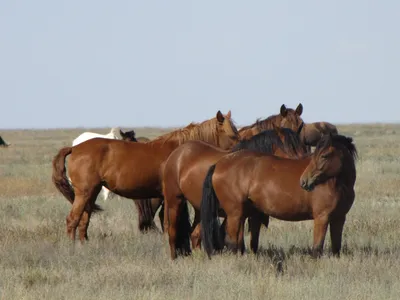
[1,121,400,131]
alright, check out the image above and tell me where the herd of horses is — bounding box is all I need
[51,103,357,261]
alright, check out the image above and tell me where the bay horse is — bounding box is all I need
[200,133,357,259]
[163,125,308,259]
[70,128,138,202]
[52,110,239,243]
[300,121,338,148]
[238,103,303,139]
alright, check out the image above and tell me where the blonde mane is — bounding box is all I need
[151,117,235,146]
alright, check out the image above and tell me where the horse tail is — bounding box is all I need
[200,164,223,258]
[52,147,75,204]
[134,198,159,232]
[175,199,192,256]
[52,146,103,213]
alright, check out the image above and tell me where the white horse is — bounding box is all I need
[72,127,120,147]
[69,127,126,201]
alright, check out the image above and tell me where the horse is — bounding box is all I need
[52,110,239,243]
[200,133,357,259]
[163,125,309,259]
[0,135,10,147]
[72,127,136,146]
[300,121,338,148]
[119,129,140,142]
[69,128,138,202]
[238,103,304,139]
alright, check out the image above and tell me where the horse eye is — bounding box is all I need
[321,153,331,159]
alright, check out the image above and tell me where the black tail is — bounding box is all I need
[175,199,192,257]
[200,164,224,258]
[134,198,159,232]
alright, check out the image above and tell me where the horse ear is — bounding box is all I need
[216,110,225,123]
[119,129,125,137]
[295,103,303,116]
[280,104,288,117]
[226,110,231,118]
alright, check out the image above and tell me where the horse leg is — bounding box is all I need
[76,186,101,243]
[329,216,346,257]
[311,215,329,258]
[101,187,110,201]
[78,210,92,242]
[248,216,262,254]
[190,210,201,249]
[158,200,165,232]
[66,195,88,242]
[224,215,245,255]
[166,197,191,259]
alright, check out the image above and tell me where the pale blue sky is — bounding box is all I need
[1,0,399,129]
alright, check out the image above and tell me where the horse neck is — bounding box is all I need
[254,116,280,133]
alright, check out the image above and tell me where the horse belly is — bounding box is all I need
[103,164,162,199]
[252,181,312,222]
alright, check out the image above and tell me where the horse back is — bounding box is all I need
[68,138,172,197]
[164,140,230,208]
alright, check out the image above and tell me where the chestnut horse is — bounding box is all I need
[238,103,303,139]
[200,134,357,259]
[52,110,239,243]
[70,128,138,202]
[163,126,308,259]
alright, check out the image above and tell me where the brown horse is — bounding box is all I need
[300,121,338,147]
[52,110,239,243]
[238,103,303,139]
[200,133,357,259]
[163,125,309,259]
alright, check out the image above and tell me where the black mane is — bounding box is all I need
[315,134,358,161]
[233,127,305,156]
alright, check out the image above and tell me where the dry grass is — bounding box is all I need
[0,124,400,300]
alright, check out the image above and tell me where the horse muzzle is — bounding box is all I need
[300,178,315,191]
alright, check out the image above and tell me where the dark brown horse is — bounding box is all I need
[238,103,303,139]
[119,129,138,142]
[52,110,239,243]
[0,135,10,147]
[300,121,338,147]
[163,126,308,259]
[200,133,357,259]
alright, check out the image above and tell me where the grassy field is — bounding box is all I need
[0,124,400,300]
